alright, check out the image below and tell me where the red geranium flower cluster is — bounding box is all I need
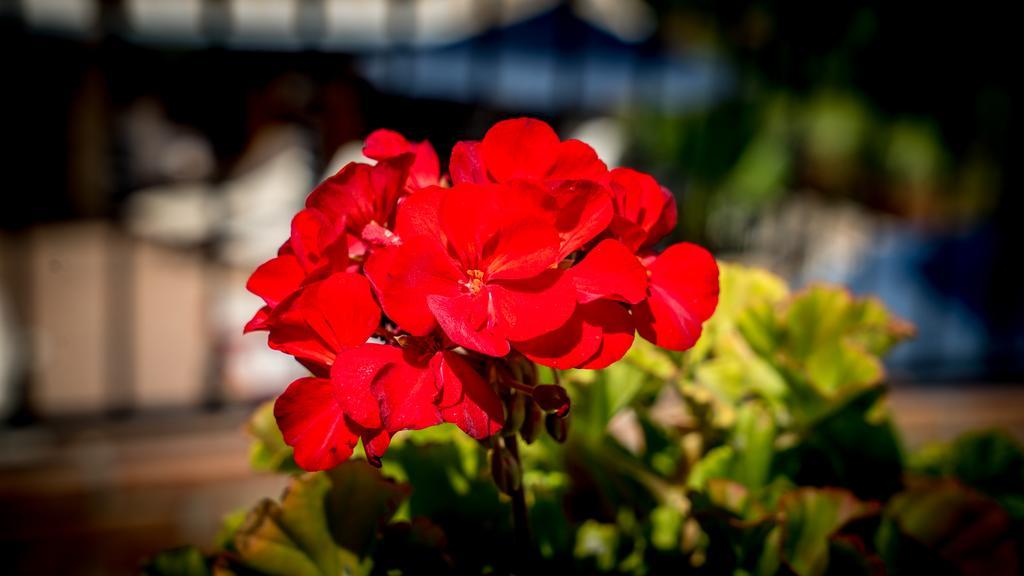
[245,118,719,471]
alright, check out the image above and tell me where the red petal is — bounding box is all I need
[307,160,408,233]
[393,184,445,241]
[290,208,347,275]
[437,183,505,270]
[549,180,614,259]
[484,221,561,282]
[577,301,635,369]
[331,344,399,430]
[606,215,649,253]
[363,129,440,191]
[644,188,677,248]
[549,139,609,184]
[244,306,272,333]
[360,428,392,467]
[363,129,411,160]
[439,183,560,280]
[571,239,648,304]
[365,237,462,336]
[514,308,602,370]
[609,168,673,247]
[449,141,488,184]
[298,357,331,379]
[268,273,381,364]
[632,243,719,351]
[371,348,442,433]
[481,118,559,182]
[434,351,504,438]
[492,268,577,342]
[407,141,441,190]
[247,254,305,307]
[427,292,510,357]
[274,376,360,471]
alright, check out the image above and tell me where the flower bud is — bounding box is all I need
[532,384,570,416]
[545,411,570,443]
[519,399,544,444]
[490,445,521,495]
[503,392,527,435]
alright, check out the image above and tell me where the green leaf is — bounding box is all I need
[731,402,776,491]
[233,473,369,576]
[372,518,453,574]
[574,520,620,572]
[688,445,735,491]
[685,401,776,496]
[774,385,904,500]
[910,430,1024,518]
[566,360,648,443]
[528,469,574,560]
[215,508,247,551]
[384,435,513,573]
[621,339,679,380]
[772,488,876,576]
[650,505,684,551]
[708,263,790,332]
[883,480,1020,575]
[247,401,302,474]
[688,480,775,573]
[141,546,210,576]
[774,286,912,399]
[325,461,410,555]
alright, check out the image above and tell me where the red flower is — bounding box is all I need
[306,153,411,255]
[366,182,577,357]
[632,243,720,351]
[245,120,720,472]
[264,272,381,374]
[276,339,504,470]
[243,208,353,333]
[243,153,408,331]
[450,118,609,188]
[517,171,718,368]
[606,167,678,251]
[274,375,390,471]
[333,342,504,440]
[363,129,441,192]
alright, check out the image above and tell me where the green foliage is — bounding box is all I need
[232,471,371,576]
[910,430,1024,519]
[149,263,1024,575]
[767,488,877,576]
[881,480,1020,575]
[247,400,302,474]
[142,547,210,576]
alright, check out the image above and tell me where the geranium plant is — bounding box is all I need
[144,122,1024,576]
[243,118,717,507]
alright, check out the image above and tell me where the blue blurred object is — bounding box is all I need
[356,4,731,114]
[843,223,1019,382]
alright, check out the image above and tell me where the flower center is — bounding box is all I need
[461,269,486,295]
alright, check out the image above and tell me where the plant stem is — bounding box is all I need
[504,433,532,569]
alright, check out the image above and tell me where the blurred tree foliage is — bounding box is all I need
[624,2,1013,248]
[145,264,1023,575]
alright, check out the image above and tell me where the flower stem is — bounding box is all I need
[504,432,533,569]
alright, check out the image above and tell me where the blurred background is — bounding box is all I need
[0,0,1020,573]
